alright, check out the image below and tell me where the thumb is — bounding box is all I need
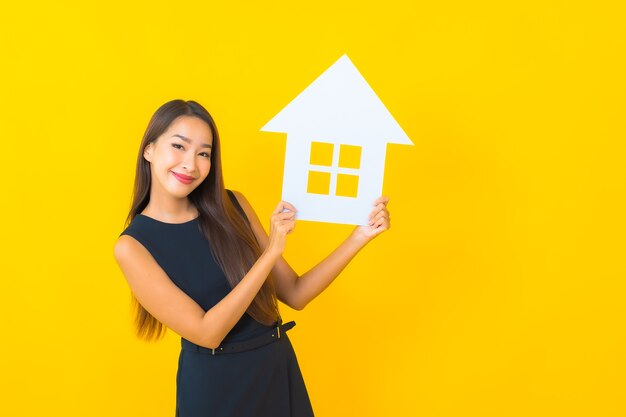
[272,201,287,215]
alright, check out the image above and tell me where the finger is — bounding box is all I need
[280,201,298,213]
[373,196,390,206]
[368,203,387,222]
[371,217,389,232]
[273,211,296,221]
[272,201,287,215]
[372,216,385,229]
[279,220,296,235]
[371,224,387,237]
[370,209,388,224]
[276,217,296,228]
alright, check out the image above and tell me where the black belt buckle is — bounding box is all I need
[273,317,283,340]
[275,320,296,340]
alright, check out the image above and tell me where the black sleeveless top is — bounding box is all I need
[119,189,275,343]
[120,191,315,417]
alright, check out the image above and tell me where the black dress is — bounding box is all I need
[119,190,314,417]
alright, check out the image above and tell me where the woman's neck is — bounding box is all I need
[141,191,198,223]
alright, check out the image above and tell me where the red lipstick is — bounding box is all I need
[172,171,195,185]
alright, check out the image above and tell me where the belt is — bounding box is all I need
[181,320,296,355]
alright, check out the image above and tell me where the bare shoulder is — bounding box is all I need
[229,189,248,206]
[113,235,157,277]
[229,189,268,241]
[113,234,144,263]
[229,190,256,218]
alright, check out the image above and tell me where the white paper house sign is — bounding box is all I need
[261,54,413,225]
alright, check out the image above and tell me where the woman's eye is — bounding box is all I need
[200,152,210,158]
[172,143,184,150]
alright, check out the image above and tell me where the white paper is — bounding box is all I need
[261,54,413,225]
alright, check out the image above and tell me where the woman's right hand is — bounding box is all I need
[266,201,297,258]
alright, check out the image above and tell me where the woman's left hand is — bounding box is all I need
[351,196,391,244]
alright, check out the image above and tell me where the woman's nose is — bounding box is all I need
[182,153,197,172]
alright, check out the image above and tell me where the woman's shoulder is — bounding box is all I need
[118,214,150,239]
[225,189,251,223]
[114,219,145,269]
[225,188,243,205]
[114,214,179,264]
[226,189,253,212]
[115,215,148,250]
[113,233,143,263]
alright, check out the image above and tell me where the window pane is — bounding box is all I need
[307,171,331,195]
[309,141,334,166]
[338,144,362,169]
[336,174,359,198]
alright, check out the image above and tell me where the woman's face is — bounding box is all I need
[143,115,214,199]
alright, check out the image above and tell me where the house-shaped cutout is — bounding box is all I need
[261,54,413,225]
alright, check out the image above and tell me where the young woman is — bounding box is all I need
[114,99,390,417]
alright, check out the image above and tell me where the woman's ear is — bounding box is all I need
[143,142,154,162]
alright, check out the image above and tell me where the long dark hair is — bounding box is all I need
[125,99,279,341]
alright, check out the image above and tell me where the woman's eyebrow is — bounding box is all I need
[171,134,212,148]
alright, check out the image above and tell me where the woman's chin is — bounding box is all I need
[166,186,196,199]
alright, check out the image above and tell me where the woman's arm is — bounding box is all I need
[232,191,391,310]
[113,201,296,349]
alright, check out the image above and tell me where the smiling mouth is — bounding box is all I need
[171,171,195,184]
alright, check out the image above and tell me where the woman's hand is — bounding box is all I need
[265,201,297,258]
[350,196,391,244]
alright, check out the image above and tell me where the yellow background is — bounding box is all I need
[1,1,625,416]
